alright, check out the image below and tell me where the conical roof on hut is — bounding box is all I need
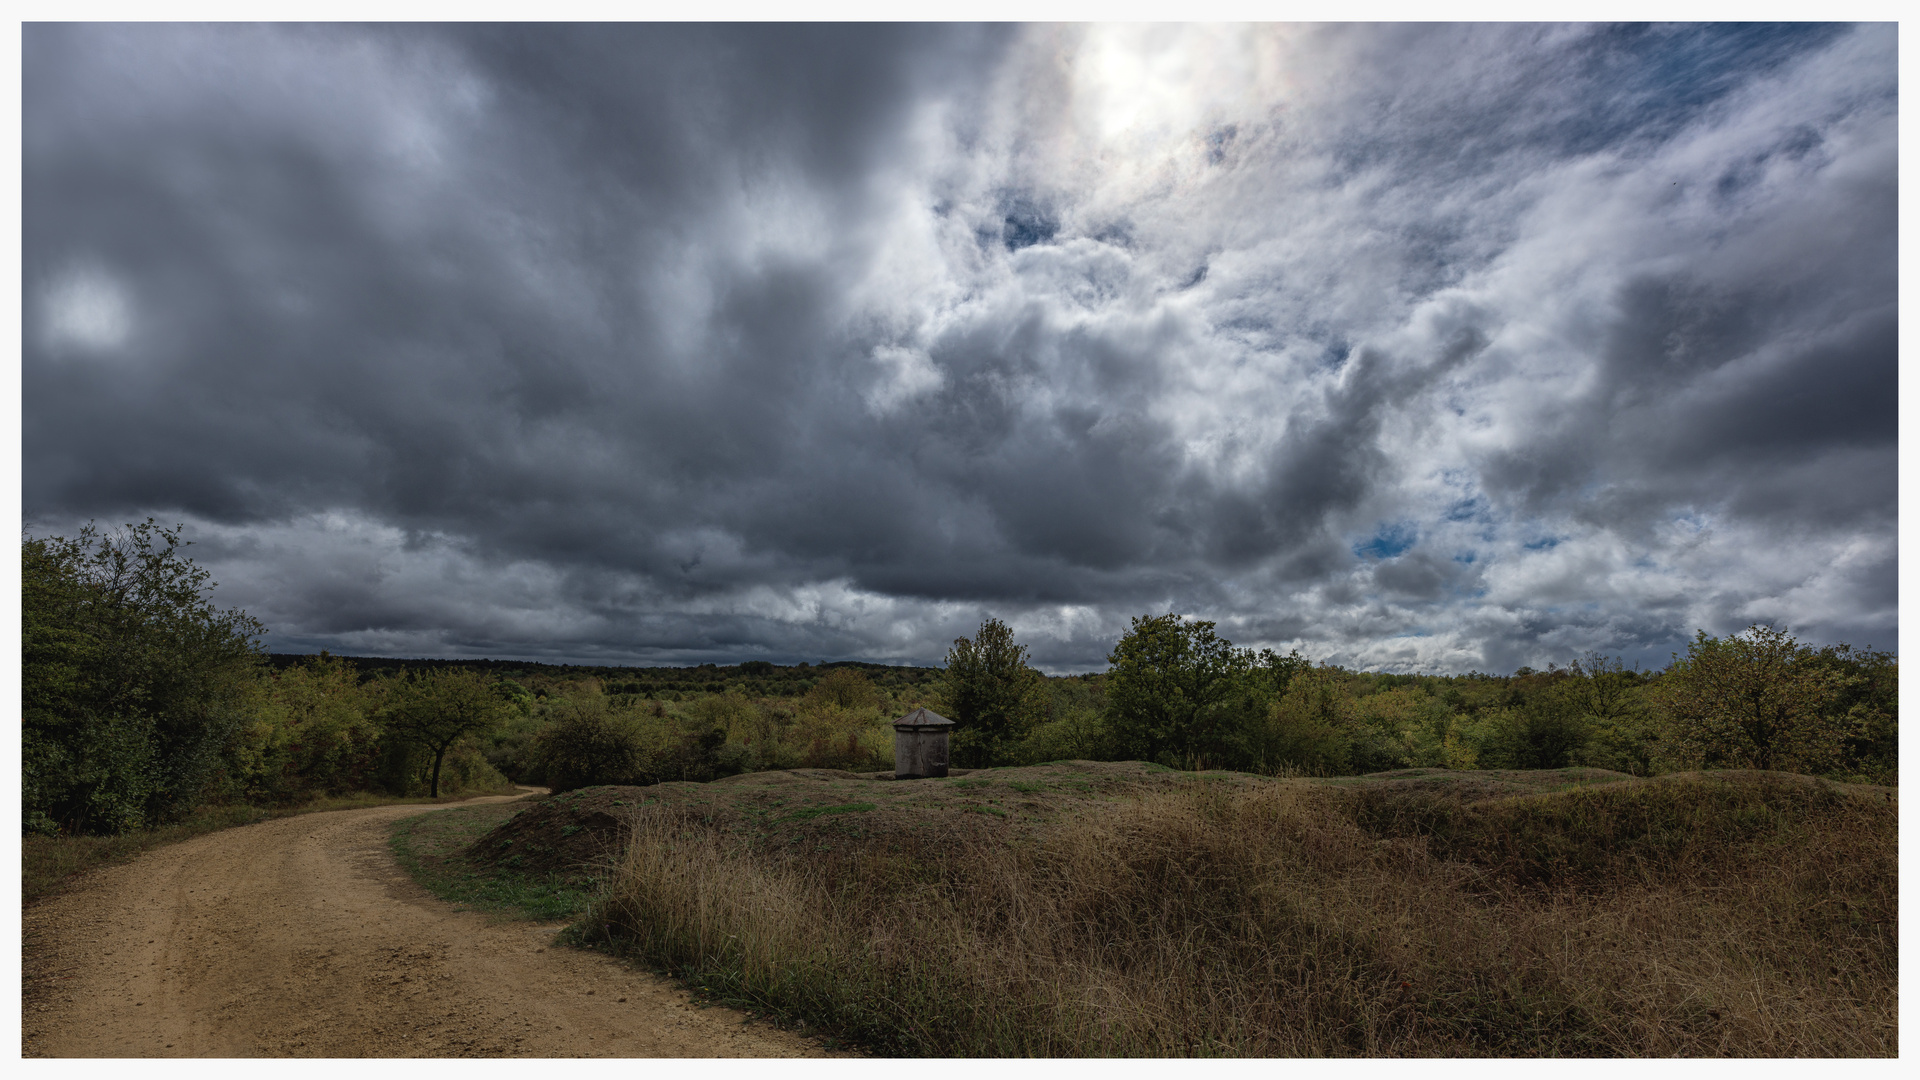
[892,706,955,729]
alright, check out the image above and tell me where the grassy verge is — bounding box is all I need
[575,767,1895,1057]
[23,786,519,907]
[387,801,599,921]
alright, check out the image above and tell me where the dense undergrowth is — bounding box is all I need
[571,767,1895,1057]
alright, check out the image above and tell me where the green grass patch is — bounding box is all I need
[388,802,597,921]
[778,802,878,822]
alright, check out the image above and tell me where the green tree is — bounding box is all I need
[232,653,383,801]
[1563,654,1660,775]
[23,521,265,835]
[1253,666,1355,774]
[1656,625,1852,774]
[534,693,661,792]
[380,667,508,798]
[1102,614,1252,766]
[1806,643,1897,783]
[944,618,1048,767]
[804,667,883,712]
[1255,647,1312,696]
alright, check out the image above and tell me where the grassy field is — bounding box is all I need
[21,786,518,907]
[399,763,1897,1057]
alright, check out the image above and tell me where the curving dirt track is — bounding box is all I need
[21,791,836,1058]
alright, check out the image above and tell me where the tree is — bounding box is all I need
[232,653,382,801]
[24,521,265,834]
[1562,654,1660,775]
[944,618,1047,767]
[1255,647,1312,696]
[380,667,507,798]
[1805,643,1898,784]
[805,667,883,712]
[1102,614,1253,766]
[534,693,658,793]
[1656,625,1852,774]
[1254,666,1355,775]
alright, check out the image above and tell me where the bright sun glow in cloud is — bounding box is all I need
[40,264,133,353]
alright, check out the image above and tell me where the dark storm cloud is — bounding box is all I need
[22,23,1897,673]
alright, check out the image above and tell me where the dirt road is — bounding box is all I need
[21,792,836,1057]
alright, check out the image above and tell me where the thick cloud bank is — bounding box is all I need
[23,24,1897,672]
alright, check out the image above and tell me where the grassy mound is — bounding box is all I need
[465,761,1239,878]
[566,765,1894,1057]
[390,799,602,921]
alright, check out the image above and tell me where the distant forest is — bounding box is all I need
[266,653,950,700]
[26,522,1898,836]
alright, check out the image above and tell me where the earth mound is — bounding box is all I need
[464,786,653,877]
[465,761,1260,876]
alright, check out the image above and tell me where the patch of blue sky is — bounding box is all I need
[1316,339,1350,372]
[1326,25,1848,188]
[1353,522,1417,560]
[1523,536,1562,551]
[1000,193,1057,251]
[1556,24,1849,155]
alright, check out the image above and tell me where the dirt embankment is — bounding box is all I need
[21,791,835,1058]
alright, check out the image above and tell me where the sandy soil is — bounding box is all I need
[21,790,838,1058]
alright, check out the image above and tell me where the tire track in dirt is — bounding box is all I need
[22,791,838,1058]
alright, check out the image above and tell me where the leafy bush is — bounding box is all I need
[1249,667,1355,775]
[1012,705,1111,764]
[534,695,663,792]
[229,653,384,802]
[1475,705,1590,770]
[23,522,266,835]
[945,618,1048,767]
[1656,625,1855,774]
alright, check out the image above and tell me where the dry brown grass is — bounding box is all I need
[581,766,1895,1056]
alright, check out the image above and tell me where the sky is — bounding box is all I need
[20,22,1899,674]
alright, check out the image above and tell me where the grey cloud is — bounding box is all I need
[22,23,1896,674]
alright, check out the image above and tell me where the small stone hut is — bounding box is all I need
[892,707,954,779]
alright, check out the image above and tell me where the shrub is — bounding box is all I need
[1250,667,1354,775]
[804,668,883,712]
[534,695,661,792]
[229,654,384,802]
[1012,705,1111,764]
[1475,704,1590,770]
[23,521,266,835]
[945,618,1048,767]
[1656,625,1854,774]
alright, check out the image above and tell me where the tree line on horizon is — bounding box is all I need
[22,522,1898,836]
